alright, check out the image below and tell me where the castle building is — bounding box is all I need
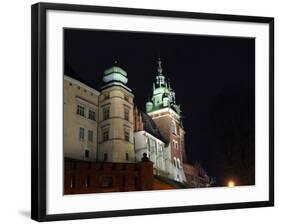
[64,64,135,163]
[64,58,211,190]
[134,107,170,177]
[183,163,211,187]
[98,65,135,163]
[63,75,100,161]
[144,58,186,182]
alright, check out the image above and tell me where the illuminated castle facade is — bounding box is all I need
[64,58,209,186]
[134,58,186,182]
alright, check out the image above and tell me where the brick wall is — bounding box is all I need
[64,157,153,194]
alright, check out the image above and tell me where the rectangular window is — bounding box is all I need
[103,107,110,120]
[124,130,130,142]
[85,149,90,158]
[88,109,96,121]
[102,129,109,142]
[88,130,93,142]
[103,153,108,161]
[76,105,85,117]
[126,153,129,161]
[124,95,129,101]
[124,108,129,121]
[79,127,84,141]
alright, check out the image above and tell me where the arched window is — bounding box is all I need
[171,120,177,135]
[173,157,177,168]
[177,158,181,168]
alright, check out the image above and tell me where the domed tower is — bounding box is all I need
[145,58,186,181]
[98,63,135,163]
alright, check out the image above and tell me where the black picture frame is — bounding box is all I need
[31,2,274,222]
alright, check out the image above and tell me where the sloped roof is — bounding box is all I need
[140,111,167,144]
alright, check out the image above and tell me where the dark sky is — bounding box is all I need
[64,28,255,186]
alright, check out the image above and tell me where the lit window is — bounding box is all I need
[173,157,177,167]
[77,105,85,117]
[177,158,181,168]
[102,129,109,142]
[124,108,129,121]
[103,107,110,120]
[79,127,84,141]
[88,110,96,121]
[173,140,178,149]
[124,130,130,142]
[88,130,93,142]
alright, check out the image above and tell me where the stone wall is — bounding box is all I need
[64,157,153,194]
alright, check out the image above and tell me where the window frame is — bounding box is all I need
[103,107,110,120]
[76,104,85,117]
[79,127,84,141]
[88,130,94,142]
[88,109,96,121]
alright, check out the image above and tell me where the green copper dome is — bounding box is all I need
[104,66,127,77]
[103,65,128,84]
[101,63,132,92]
[145,57,181,116]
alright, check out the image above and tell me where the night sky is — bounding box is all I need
[64,28,255,186]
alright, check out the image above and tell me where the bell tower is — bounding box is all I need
[146,58,186,170]
[98,63,135,163]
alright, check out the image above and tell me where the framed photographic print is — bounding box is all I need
[31,2,274,222]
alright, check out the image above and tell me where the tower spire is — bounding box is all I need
[157,57,163,75]
[156,57,165,87]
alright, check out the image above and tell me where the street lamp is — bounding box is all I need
[228,180,235,187]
